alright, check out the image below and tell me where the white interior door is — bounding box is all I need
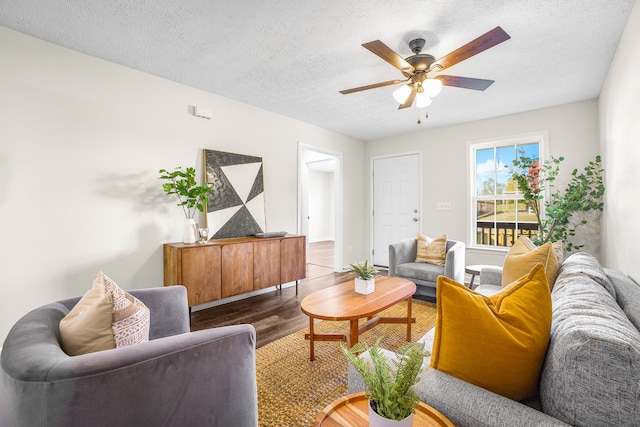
[372,154,421,267]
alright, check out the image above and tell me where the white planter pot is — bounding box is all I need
[183,218,197,244]
[368,401,413,427]
[355,277,375,295]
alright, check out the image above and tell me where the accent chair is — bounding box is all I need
[0,285,258,427]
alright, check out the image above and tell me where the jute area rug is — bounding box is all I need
[256,299,437,427]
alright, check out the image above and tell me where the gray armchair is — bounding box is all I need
[474,265,505,296]
[389,238,465,298]
[0,286,258,427]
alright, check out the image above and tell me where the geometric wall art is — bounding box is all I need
[203,149,266,239]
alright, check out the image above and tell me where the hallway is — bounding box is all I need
[307,240,334,279]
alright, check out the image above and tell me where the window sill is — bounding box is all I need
[467,246,509,255]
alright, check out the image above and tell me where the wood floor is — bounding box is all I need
[190,270,353,348]
[190,240,351,348]
[307,240,334,268]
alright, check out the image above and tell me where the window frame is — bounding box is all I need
[467,131,549,251]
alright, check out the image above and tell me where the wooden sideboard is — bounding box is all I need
[163,234,306,307]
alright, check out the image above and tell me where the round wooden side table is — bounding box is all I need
[312,392,454,426]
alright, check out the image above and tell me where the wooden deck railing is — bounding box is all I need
[476,221,539,247]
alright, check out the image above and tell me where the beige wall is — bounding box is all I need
[600,1,640,281]
[366,100,601,267]
[0,27,366,343]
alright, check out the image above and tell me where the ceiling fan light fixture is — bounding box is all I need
[392,84,412,104]
[415,91,432,109]
[423,78,443,97]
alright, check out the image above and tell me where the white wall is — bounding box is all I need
[0,27,366,343]
[308,170,335,242]
[600,1,640,281]
[366,100,601,267]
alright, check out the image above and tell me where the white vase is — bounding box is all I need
[368,401,414,427]
[183,218,197,244]
[355,277,375,295]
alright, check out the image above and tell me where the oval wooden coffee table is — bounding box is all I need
[300,276,416,361]
[313,392,454,426]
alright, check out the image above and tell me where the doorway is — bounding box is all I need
[298,144,343,278]
[371,153,421,267]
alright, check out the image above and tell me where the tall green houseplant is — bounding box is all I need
[159,167,214,219]
[511,154,604,251]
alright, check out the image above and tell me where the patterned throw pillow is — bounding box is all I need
[105,273,150,348]
[415,233,447,266]
[59,272,150,356]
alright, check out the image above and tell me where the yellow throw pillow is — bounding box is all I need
[416,233,447,266]
[59,272,150,356]
[430,264,552,401]
[502,237,559,289]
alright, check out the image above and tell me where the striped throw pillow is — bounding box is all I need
[416,233,447,266]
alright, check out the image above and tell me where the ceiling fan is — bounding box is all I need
[340,26,511,109]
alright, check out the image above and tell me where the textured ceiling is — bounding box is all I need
[0,1,634,141]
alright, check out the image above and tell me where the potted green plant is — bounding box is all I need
[349,260,379,295]
[159,166,214,244]
[510,155,604,252]
[342,337,427,426]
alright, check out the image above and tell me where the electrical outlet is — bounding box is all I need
[437,202,452,210]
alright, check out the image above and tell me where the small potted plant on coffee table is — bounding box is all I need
[350,260,379,295]
[342,337,427,426]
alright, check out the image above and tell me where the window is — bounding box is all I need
[469,133,545,249]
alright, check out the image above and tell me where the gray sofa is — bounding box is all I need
[350,252,640,426]
[1,286,258,427]
[389,238,465,298]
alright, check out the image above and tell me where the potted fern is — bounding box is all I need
[159,166,214,244]
[349,260,379,295]
[342,337,427,426]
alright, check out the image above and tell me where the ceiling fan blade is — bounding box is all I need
[398,89,417,109]
[362,40,414,73]
[339,79,407,95]
[437,75,495,91]
[434,26,510,71]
